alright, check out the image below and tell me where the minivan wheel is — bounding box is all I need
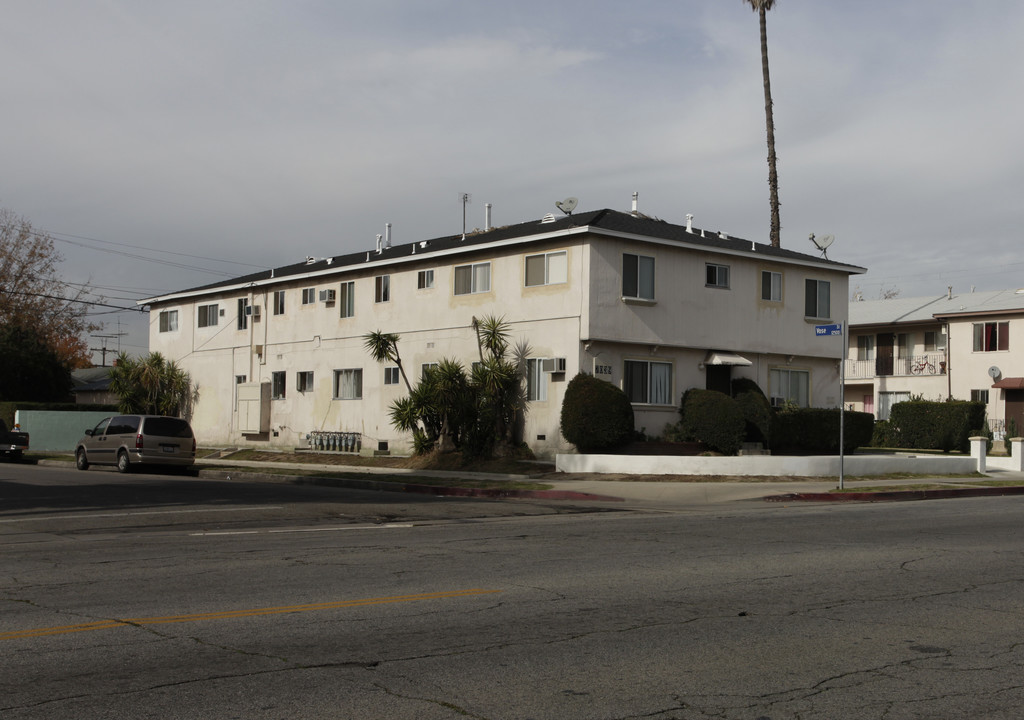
[116,450,131,474]
[76,448,89,471]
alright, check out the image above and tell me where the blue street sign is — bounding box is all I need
[815,323,843,336]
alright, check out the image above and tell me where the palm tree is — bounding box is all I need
[362,330,413,393]
[744,0,781,248]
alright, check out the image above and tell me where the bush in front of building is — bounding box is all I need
[886,399,986,453]
[560,373,635,453]
[770,407,874,455]
[679,389,745,456]
[731,379,771,446]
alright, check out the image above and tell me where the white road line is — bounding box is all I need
[0,506,284,524]
[191,523,414,536]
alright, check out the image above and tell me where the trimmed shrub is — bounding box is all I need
[680,389,745,455]
[887,400,985,453]
[734,390,771,445]
[770,407,875,455]
[560,373,635,453]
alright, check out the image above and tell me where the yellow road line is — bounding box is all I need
[1,589,500,640]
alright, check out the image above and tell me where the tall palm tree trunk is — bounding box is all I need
[757,3,781,248]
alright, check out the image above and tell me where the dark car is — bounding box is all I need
[75,415,196,473]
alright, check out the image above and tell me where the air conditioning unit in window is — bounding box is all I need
[542,357,567,373]
[319,289,336,303]
[245,305,261,318]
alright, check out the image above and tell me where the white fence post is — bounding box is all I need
[1010,438,1024,472]
[970,436,988,474]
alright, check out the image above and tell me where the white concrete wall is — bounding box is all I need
[556,452,978,477]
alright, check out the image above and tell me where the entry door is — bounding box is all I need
[706,365,731,395]
[1006,390,1024,436]
[876,333,895,376]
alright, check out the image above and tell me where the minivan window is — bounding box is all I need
[91,418,111,436]
[142,417,193,438]
[109,416,141,435]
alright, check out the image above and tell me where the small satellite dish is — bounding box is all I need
[808,233,835,258]
[989,366,1002,379]
[555,197,578,215]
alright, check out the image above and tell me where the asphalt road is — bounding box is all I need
[3,462,1024,719]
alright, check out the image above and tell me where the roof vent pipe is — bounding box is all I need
[632,192,639,215]
[485,203,492,231]
[375,234,383,254]
[948,286,953,299]
[686,214,694,232]
[385,223,392,248]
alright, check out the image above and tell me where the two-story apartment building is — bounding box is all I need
[847,288,1024,437]
[142,207,865,457]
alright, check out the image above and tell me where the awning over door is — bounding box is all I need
[992,377,1024,389]
[705,352,752,367]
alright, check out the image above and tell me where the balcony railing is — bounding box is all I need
[845,353,946,380]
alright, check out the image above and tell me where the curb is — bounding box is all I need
[765,486,1024,503]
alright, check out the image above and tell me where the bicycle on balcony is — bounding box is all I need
[910,357,937,375]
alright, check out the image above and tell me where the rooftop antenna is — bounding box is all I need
[808,233,834,259]
[459,192,471,239]
[555,196,578,215]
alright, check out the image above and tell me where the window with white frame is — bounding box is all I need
[159,310,179,332]
[973,322,1009,352]
[237,299,249,330]
[272,291,285,316]
[769,368,809,407]
[454,262,490,295]
[301,288,316,305]
[197,303,218,328]
[384,367,400,385]
[971,389,990,404]
[296,371,313,393]
[421,362,439,379]
[705,263,730,289]
[877,390,910,421]
[339,281,355,318]
[526,359,549,401]
[857,335,875,362]
[924,330,946,352]
[417,270,434,289]
[761,270,782,302]
[333,369,363,399]
[624,359,672,405]
[525,251,567,287]
[271,371,286,399]
[804,279,831,319]
[622,253,655,300]
[375,275,390,303]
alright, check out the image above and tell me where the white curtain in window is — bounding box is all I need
[650,362,671,404]
[473,263,490,292]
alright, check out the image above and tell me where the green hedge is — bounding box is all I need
[560,373,635,453]
[680,389,745,455]
[769,407,875,455]
[886,400,986,453]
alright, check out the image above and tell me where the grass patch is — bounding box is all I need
[206,465,553,491]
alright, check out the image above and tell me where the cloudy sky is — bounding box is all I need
[3,1,1023,364]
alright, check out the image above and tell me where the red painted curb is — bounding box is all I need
[765,486,1024,503]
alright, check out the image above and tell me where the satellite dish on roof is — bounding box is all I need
[555,197,578,215]
[809,233,835,258]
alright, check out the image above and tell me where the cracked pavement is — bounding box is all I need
[3,464,1024,718]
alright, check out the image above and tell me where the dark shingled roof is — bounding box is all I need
[149,209,864,302]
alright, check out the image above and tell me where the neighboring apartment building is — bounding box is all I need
[142,207,865,457]
[847,288,1024,437]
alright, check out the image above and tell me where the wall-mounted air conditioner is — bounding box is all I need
[245,304,261,318]
[319,289,336,303]
[253,344,264,356]
[542,357,567,373]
